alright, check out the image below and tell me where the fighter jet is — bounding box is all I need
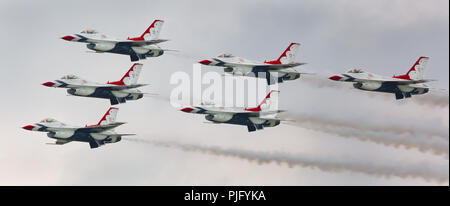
[329,57,433,100]
[22,107,133,149]
[180,90,284,132]
[61,20,168,61]
[42,63,147,105]
[198,43,307,85]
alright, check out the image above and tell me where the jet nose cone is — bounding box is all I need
[61,35,75,41]
[42,81,56,87]
[180,107,194,113]
[22,125,35,131]
[199,60,212,65]
[329,75,342,81]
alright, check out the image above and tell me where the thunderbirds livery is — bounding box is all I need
[22,107,133,149]
[198,43,307,85]
[180,90,284,132]
[329,57,433,100]
[42,63,147,105]
[61,20,167,61]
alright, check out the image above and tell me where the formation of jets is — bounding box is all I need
[23,19,436,149]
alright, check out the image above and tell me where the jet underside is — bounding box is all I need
[210,58,301,85]
[67,87,143,105]
[191,106,281,132]
[86,41,164,61]
[47,130,121,149]
[340,74,430,99]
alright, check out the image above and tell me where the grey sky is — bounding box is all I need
[0,0,448,185]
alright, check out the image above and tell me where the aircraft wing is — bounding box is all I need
[105,84,149,90]
[72,84,149,90]
[224,62,306,70]
[91,38,168,46]
[356,78,434,85]
[259,117,281,121]
[205,108,285,117]
[110,134,136,137]
[43,127,78,132]
[117,39,168,46]
[78,122,126,133]
[271,68,313,75]
[254,62,307,70]
[258,110,286,116]
[386,79,434,85]
[407,83,430,89]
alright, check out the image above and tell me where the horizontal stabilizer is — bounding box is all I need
[163,49,179,52]
[80,122,126,133]
[408,84,430,89]
[113,134,136,136]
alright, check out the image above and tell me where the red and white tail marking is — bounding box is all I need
[128,20,164,41]
[394,56,429,80]
[108,63,143,86]
[98,107,119,126]
[265,43,300,65]
[85,107,119,127]
[245,90,280,112]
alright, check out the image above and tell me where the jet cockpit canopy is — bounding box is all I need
[40,118,58,123]
[80,29,98,34]
[217,53,235,58]
[61,74,79,80]
[347,68,365,73]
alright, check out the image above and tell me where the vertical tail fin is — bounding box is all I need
[128,20,164,41]
[97,107,119,126]
[85,107,119,127]
[265,43,300,64]
[108,63,143,86]
[393,56,430,80]
[245,90,280,112]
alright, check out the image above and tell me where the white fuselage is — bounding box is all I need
[63,32,164,61]
[25,120,121,144]
[45,78,143,105]
[330,70,429,99]
[199,55,302,85]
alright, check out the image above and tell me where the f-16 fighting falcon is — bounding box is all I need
[329,56,433,100]
[22,107,133,149]
[180,90,284,132]
[198,43,307,85]
[61,20,168,61]
[42,63,147,105]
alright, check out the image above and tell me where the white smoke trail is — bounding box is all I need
[284,121,449,157]
[300,73,350,89]
[413,90,449,107]
[146,93,171,102]
[125,138,449,184]
[282,114,449,157]
[282,113,448,140]
[166,50,208,61]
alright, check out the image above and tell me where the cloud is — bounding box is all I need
[284,117,449,157]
